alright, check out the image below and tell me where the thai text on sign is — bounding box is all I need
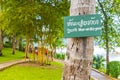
[64,14,102,38]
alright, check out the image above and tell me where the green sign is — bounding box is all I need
[64,14,102,38]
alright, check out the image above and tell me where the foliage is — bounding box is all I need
[0,62,63,80]
[96,0,120,74]
[108,61,120,78]
[3,42,12,48]
[98,68,106,74]
[96,0,120,50]
[56,38,66,48]
[0,0,70,56]
[90,78,94,80]
[1,0,69,41]
[0,48,24,63]
[55,53,65,60]
[92,55,105,69]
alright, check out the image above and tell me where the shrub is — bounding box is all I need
[61,54,65,59]
[55,53,65,60]
[108,61,120,78]
[3,42,12,48]
[55,54,61,59]
[92,55,105,69]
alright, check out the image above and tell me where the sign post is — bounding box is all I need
[64,14,102,38]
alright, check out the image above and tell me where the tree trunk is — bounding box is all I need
[63,0,95,80]
[0,29,3,56]
[105,19,109,75]
[106,43,109,75]
[25,36,29,59]
[97,0,109,75]
[12,35,16,55]
[19,37,23,51]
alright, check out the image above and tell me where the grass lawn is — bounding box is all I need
[0,48,24,63]
[0,62,63,80]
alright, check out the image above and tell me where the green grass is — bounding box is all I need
[90,78,94,80]
[0,62,63,80]
[0,48,24,63]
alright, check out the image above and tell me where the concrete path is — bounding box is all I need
[91,69,117,80]
[91,70,110,80]
[0,60,28,70]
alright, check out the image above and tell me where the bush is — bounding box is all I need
[55,53,65,60]
[55,54,61,59]
[92,55,105,69]
[3,42,12,48]
[61,54,65,59]
[99,68,106,73]
[108,61,120,78]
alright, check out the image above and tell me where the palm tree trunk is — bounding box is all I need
[63,0,95,80]
[0,29,3,56]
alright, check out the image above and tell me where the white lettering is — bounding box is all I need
[67,28,77,34]
[67,19,99,28]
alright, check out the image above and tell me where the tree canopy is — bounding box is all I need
[0,0,70,57]
[96,0,120,50]
[0,0,70,48]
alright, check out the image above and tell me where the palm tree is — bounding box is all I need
[63,0,95,80]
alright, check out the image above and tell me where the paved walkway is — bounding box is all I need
[91,70,109,80]
[0,60,28,70]
[91,69,117,80]
[0,60,117,80]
